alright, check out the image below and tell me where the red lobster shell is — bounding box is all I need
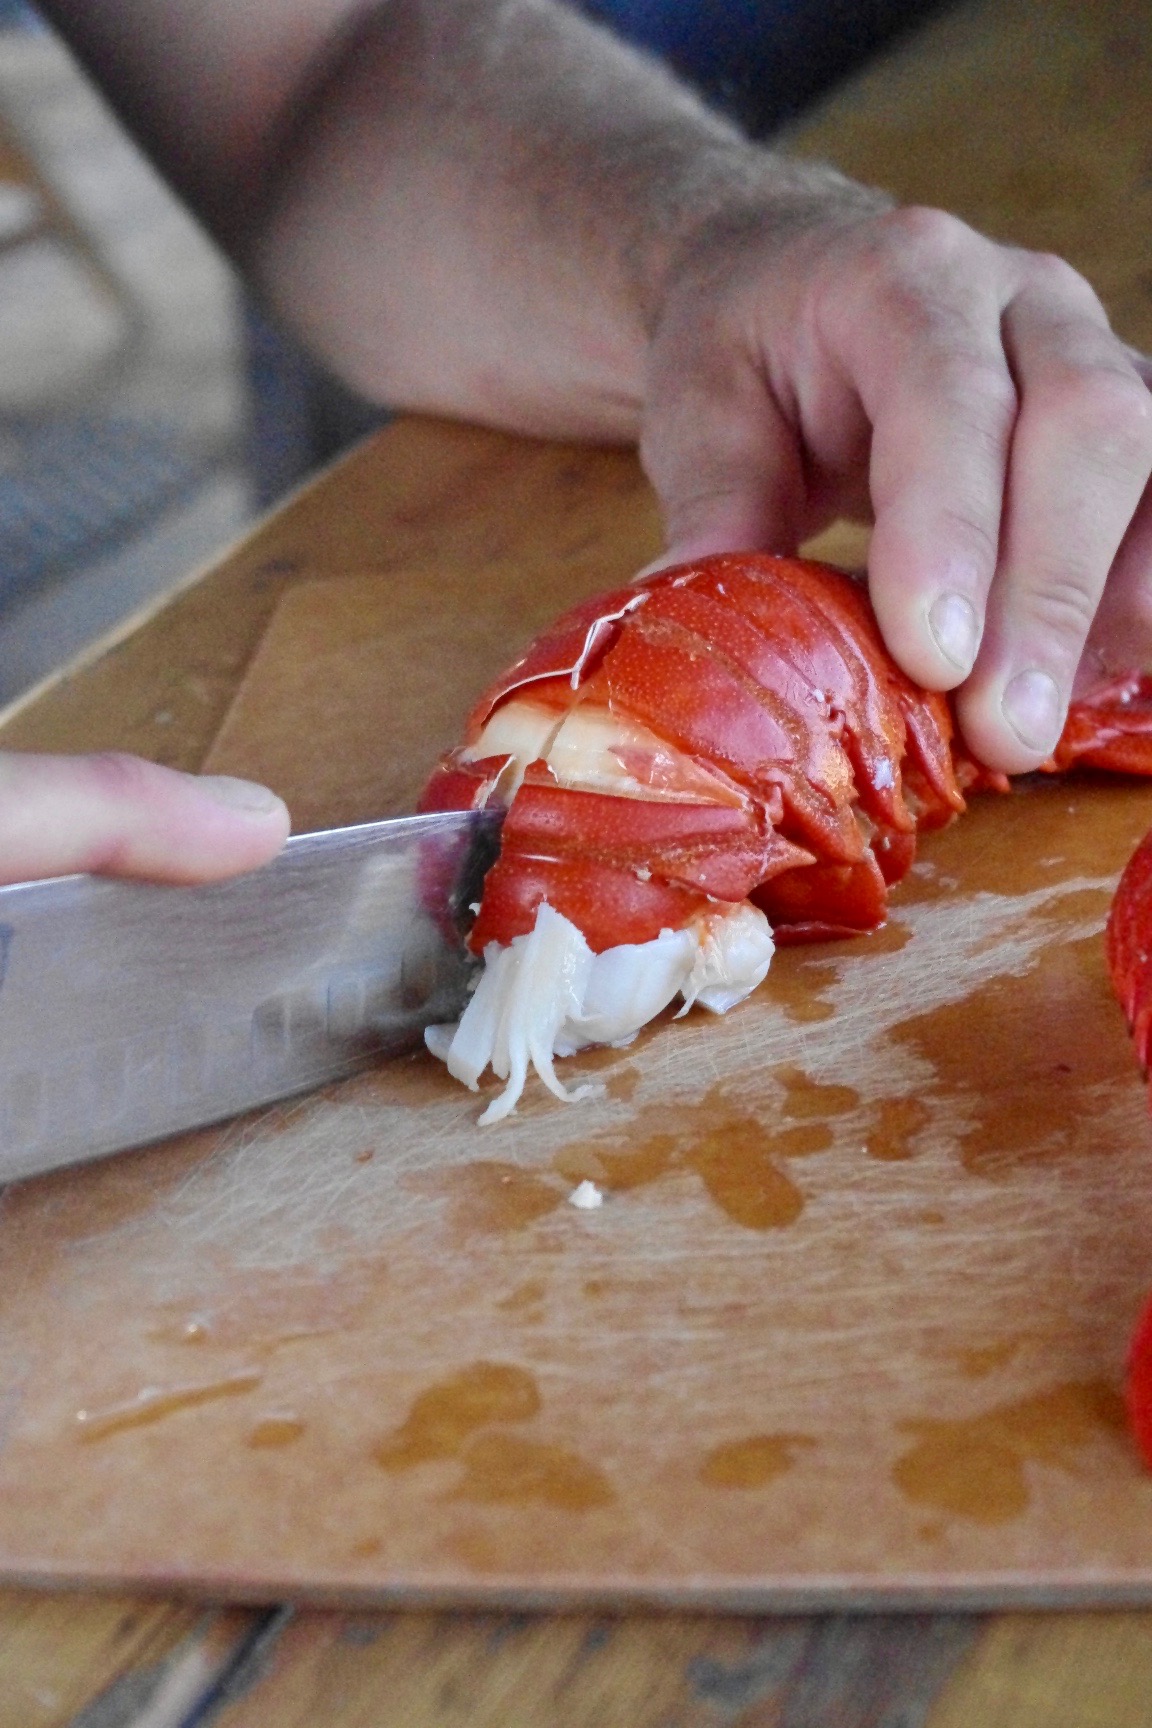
[423,552,1152,951]
[1107,828,1152,1468]
[1108,827,1152,1083]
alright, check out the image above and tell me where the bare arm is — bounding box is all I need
[248,0,884,442]
[41,0,869,435]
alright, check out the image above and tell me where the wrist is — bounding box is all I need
[634,148,892,336]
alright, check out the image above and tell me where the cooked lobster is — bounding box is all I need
[1107,829,1152,1467]
[421,551,1152,1124]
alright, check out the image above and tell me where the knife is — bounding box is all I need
[0,807,499,1184]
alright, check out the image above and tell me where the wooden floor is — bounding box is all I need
[9,1598,1152,1727]
[4,0,1152,1720]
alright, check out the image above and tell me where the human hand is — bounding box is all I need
[641,195,1152,773]
[0,751,289,886]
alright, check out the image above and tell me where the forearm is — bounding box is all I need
[252,0,874,438]
[41,0,875,441]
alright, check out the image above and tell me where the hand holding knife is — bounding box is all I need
[0,809,496,1183]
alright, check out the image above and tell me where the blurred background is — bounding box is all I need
[0,0,947,707]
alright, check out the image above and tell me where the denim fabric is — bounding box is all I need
[580,0,951,133]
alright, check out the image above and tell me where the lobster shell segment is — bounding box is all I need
[467,770,812,954]
[1127,1294,1152,1471]
[1055,674,1152,775]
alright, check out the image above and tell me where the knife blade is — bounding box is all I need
[0,807,498,1183]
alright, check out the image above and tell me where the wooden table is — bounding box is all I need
[3,0,1152,1719]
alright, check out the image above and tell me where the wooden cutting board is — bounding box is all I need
[5,508,1152,1610]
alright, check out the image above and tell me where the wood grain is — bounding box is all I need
[925,1611,1152,1728]
[202,565,620,829]
[7,525,1152,1610]
[1,0,1151,1717]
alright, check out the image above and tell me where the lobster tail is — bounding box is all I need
[421,551,1152,1121]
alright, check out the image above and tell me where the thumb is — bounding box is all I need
[0,752,290,886]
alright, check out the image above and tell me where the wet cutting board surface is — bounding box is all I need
[5,431,1152,1609]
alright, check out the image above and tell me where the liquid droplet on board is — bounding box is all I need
[688,1128,805,1228]
[554,1086,815,1229]
[768,1123,834,1158]
[435,1161,566,1238]
[75,1369,263,1442]
[894,929,1135,1178]
[892,1380,1128,1524]
[699,1432,815,1489]
[371,1360,611,1510]
[376,1362,541,1470]
[569,1043,642,1102]
[555,1126,808,1229]
[246,1415,306,1448]
[865,1096,932,1161]
[771,956,838,1023]
[555,1135,678,1195]
[450,1431,616,1511]
[148,1315,212,1346]
[855,920,913,957]
[774,1065,859,1120]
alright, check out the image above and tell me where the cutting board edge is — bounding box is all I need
[5,1558,1152,1615]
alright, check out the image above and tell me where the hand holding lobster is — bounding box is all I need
[642,195,1152,777]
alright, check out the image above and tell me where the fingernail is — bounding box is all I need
[197,774,286,816]
[928,592,980,673]
[1001,669,1064,754]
